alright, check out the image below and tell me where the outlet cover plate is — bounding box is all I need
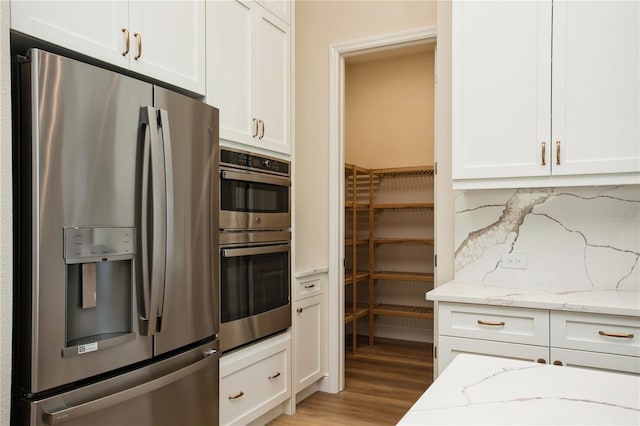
[502,253,527,269]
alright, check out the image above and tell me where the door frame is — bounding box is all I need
[327,26,438,393]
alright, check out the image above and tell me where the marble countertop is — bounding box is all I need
[398,354,640,425]
[426,281,640,317]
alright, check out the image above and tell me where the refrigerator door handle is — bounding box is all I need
[41,351,217,425]
[155,109,174,332]
[138,106,166,336]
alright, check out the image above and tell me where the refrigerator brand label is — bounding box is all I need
[78,342,98,355]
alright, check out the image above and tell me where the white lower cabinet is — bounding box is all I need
[294,294,324,393]
[550,311,640,375]
[437,302,640,376]
[438,336,549,374]
[437,303,549,375]
[219,332,291,426]
[293,272,326,398]
[550,348,640,375]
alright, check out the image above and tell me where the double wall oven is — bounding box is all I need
[219,148,291,352]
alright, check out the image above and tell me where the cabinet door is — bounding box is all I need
[438,335,549,375]
[255,8,290,154]
[294,295,323,392]
[550,348,640,376]
[210,0,256,146]
[128,1,205,95]
[257,0,290,24]
[11,1,129,69]
[452,1,552,180]
[551,1,640,176]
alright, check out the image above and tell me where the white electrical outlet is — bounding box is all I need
[502,253,527,269]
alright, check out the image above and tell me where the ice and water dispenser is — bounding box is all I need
[63,226,136,356]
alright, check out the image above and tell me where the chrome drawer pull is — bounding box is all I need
[477,320,505,327]
[599,330,634,339]
[228,391,244,400]
[268,372,281,380]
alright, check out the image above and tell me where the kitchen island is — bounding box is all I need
[398,353,640,425]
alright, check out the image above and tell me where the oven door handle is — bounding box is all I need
[221,170,290,187]
[222,244,289,258]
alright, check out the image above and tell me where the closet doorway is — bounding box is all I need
[328,27,438,393]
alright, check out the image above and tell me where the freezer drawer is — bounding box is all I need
[21,340,219,426]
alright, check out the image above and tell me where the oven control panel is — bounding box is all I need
[220,148,290,176]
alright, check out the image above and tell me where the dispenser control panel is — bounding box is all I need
[64,226,136,263]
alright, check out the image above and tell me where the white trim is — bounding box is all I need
[327,26,437,393]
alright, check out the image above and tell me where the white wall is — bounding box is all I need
[1,2,13,424]
[345,50,435,168]
[295,0,436,271]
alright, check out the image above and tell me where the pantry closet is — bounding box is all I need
[343,44,436,355]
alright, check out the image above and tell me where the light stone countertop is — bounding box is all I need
[397,354,640,425]
[426,281,640,317]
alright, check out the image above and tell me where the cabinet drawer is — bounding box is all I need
[220,333,290,426]
[438,335,549,375]
[439,302,549,345]
[295,277,322,301]
[550,311,640,357]
[551,347,640,375]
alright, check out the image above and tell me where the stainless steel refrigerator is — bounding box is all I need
[12,49,219,425]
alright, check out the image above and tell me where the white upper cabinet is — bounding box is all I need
[255,8,290,153]
[128,1,205,94]
[208,0,291,155]
[11,1,130,68]
[452,0,640,188]
[551,1,639,177]
[11,1,205,95]
[452,1,552,181]
[257,0,290,24]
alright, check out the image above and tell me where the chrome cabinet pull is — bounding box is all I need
[599,330,634,339]
[122,28,130,56]
[258,120,265,140]
[556,140,561,165]
[228,391,244,400]
[268,372,281,380]
[252,118,259,137]
[134,33,142,60]
[477,320,505,327]
[541,141,546,166]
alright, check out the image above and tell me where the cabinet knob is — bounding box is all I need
[122,28,130,56]
[297,307,303,313]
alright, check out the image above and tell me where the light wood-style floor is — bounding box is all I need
[269,337,434,425]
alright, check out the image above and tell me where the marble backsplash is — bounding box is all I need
[454,185,640,291]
